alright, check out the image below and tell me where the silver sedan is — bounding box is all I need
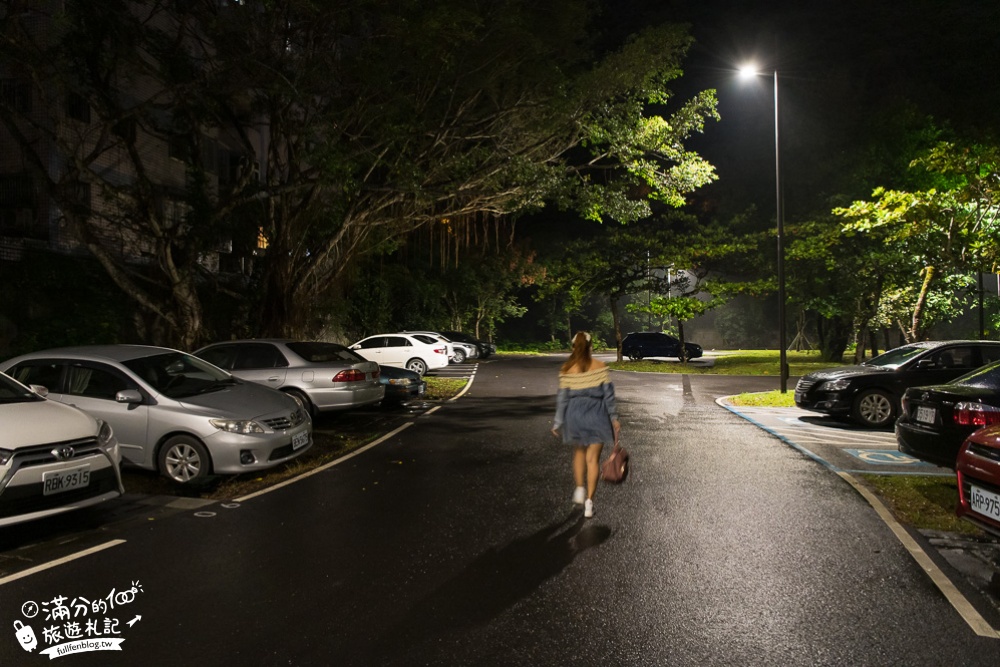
[1,346,312,484]
[194,340,385,417]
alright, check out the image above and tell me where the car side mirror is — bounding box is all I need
[29,384,49,398]
[116,389,143,404]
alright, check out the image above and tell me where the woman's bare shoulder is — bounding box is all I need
[590,359,607,370]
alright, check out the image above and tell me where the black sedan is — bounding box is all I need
[378,364,426,404]
[794,340,1000,428]
[621,332,703,361]
[896,359,1000,468]
[440,330,495,359]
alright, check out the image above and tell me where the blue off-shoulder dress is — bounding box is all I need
[553,365,618,446]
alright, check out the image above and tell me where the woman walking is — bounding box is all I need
[551,332,621,518]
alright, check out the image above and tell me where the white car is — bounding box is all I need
[349,333,450,376]
[405,331,478,364]
[0,371,123,527]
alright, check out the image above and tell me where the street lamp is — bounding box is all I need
[739,64,788,393]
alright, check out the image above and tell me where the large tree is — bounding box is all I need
[835,142,1000,342]
[1,0,720,347]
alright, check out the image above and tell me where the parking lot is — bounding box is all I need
[722,403,954,476]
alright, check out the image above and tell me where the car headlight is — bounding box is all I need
[820,379,851,392]
[97,420,114,447]
[0,448,12,466]
[210,419,265,434]
[387,378,411,386]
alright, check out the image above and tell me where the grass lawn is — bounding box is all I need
[860,474,983,537]
[609,349,844,376]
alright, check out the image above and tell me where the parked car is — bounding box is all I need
[956,424,1000,537]
[1,346,312,484]
[193,339,384,417]
[376,364,427,404]
[621,332,703,361]
[796,341,1000,428]
[896,358,1000,469]
[440,330,496,359]
[0,371,124,527]
[349,334,450,376]
[405,331,477,364]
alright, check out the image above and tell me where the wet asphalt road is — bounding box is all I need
[2,355,1000,665]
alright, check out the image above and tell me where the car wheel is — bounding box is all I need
[406,358,428,376]
[451,349,466,364]
[158,435,211,484]
[284,389,316,418]
[852,389,895,428]
[627,350,644,361]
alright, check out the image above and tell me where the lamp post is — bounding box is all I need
[739,65,788,393]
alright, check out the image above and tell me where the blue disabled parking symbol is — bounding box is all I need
[844,449,931,465]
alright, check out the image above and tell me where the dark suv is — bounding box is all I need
[621,332,703,361]
[794,340,1000,428]
[439,330,496,359]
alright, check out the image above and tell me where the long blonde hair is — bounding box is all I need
[560,331,593,373]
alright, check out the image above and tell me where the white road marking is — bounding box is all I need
[0,539,126,587]
[838,471,1000,639]
[235,422,415,502]
[236,363,477,502]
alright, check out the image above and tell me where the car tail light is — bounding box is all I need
[901,395,910,414]
[435,347,447,355]
[952,402,1000,427]
[372,368,380,380]
[333,369,366,382]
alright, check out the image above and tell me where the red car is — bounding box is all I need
[956,424,1000,537]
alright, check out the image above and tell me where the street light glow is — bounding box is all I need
[736,63,789,393]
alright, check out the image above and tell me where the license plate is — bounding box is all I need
[969,484,1000,522]
[915,406,936,424]
[42,466,90,496]
[292,430,309,450]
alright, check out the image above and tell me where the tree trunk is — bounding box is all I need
[677,318,688,363]
[909,265,935,342]
[819,315,852,362]
[610,294,623,362]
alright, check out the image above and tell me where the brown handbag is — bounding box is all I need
[601,441,629,483]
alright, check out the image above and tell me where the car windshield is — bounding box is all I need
[412,334,438,345]
[861,345,926,369]
[286,342,366,364]
[952,361,1000,389]
[0,373,43,404]
[123,352,236,399]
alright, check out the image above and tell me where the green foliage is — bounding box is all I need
[834,140,1000,341]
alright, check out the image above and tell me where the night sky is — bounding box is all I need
[616,0,1000,220]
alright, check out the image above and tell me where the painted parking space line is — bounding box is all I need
[0,540,126,587]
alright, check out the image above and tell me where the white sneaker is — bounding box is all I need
[572,486,586,505]
[584,499,594,518]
